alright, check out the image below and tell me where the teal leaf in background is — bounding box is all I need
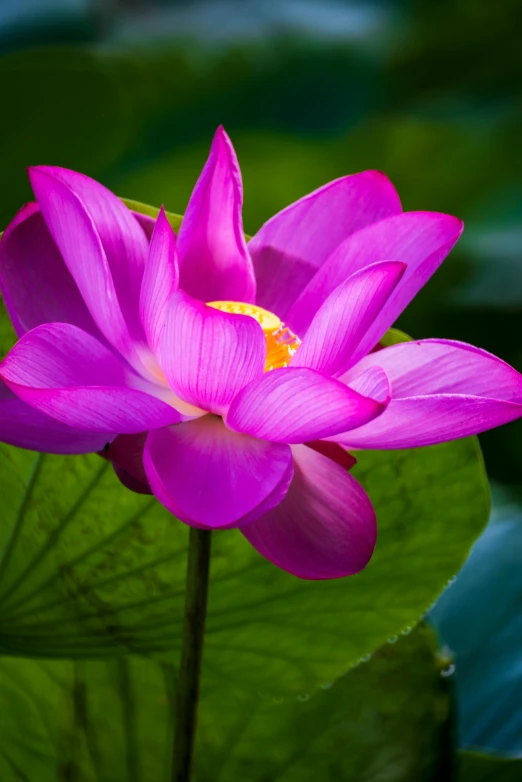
[431,496,522,756]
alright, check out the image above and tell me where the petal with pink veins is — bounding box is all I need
[0,380,113,454]
[144,415,293,529]
[346,366,391,404]
[292,261,405,376]
[0,323,181,433]
[177,127,256,303]
[159,291,265,415]
[0,203,105,340]
[242,444,376,579]
[28,167,150,372]
[250,170,402,318]
[139,207,179,353]
[286,211,463,338]
[30,166,148,330]
[337,339,522,448]
[226,366,388,443]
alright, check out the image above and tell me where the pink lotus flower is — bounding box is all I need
[1,127,521,580]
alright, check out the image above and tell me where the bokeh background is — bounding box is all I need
[1,1,522,775]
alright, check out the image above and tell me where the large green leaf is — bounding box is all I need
[0,435,488,695]
[196,624,454,782]
[0,654,173,782]
[0,627,453,782]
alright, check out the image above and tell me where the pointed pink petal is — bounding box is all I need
[28,167,149,371]
[250,170,402,318]
[337,339,522,448]
[159,291,265,415]
[286,211,464,337]
[0,324,181,433]
[31,166,148,330]
[144,415,293,529]
[344,339,522,398]
[0,203,105,340]
[0,381,113,454]
[139,207,179,353]
[226,367,387,443]
[292,261,405,376]
[242,444,376,579]
[177,127,256,303]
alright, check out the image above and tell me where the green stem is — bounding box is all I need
[171,528,212,782]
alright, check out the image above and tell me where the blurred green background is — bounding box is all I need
[1,1,522,778]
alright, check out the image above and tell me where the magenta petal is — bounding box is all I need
[292,261,405,376]
[305,440,357,470]
[0,323,181,433]
[100,432,152,494]
[346,366,391,404]
[0,203,105,340]
[30,166,148,332]
[242,444,376,579]
[226,367,387,443]
[344,339,522,398]
[0,381,113,454]
[338,339,522,448]
[113,465,153,495]
[177,127,256,303]
[132,211,156,240]
[139,207,179,353]
[144,416,293,529]
[286,211,463,336]
[28,167,148,370]
[101,432,149,485]
[250,170,402,318]
[338,396,522,448]
[159,291,265,414]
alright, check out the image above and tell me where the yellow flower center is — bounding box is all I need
[207,301,301,371]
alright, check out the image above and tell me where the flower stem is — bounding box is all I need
[171,527,212,782]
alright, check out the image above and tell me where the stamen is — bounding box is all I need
[265,324,300,371]
[207,300,301,371]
